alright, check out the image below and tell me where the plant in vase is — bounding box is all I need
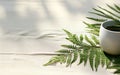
[44,4,120,74]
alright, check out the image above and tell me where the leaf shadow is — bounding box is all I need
[104,52,120,64]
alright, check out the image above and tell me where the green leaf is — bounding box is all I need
[108,65,120,74]
[91,35,99,44]
[63,29,73,38]
[98,6,120,19]
[85,35,96,46]
[83,21,101,26]
[71,50,78,64]
[86,17,106,22]
[66,54,72,67]
[92,8,105,15]
[95,49,100,71]
[78,52,84,65]
[83,47,90,65]
[79,34,83,44]
[107,4,120,13]
[89,48,95,71]
[60,56,67,64]
[89,10,117,20]
[100,51,106,67]
[72,34,82,45]
[88,29,99,36]
[57,49,70,53]
[61,45,77,49]
[43,56,62,66]
[108,65,120,69]
[65,33,81,46]
[114,4,120,11]
[106,58,111,68]
[89,12,105,18]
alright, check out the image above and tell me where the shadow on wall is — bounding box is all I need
[0,0,119,52]
[40,0,54,20]
[0,0,95,37]
[62,0,95,15]
[0,0,57,36]
[0,1,40,36]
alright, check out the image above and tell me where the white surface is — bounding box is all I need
[0,55,113,75]
[0,0,119,75]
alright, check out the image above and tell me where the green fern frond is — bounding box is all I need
[65,31,82,46]
[43,55,67,66]
[78,51,84,65]
[79,34,83,43]
[94,50,100,71]
[100,51,106,67]
[83,22,100,29]
[87,29,99,36]
[91,35,99,44]
[56,49,70,53]
[63,29,73,38]
[98,6,120,19]
[83,22,100,35]
[61,45,78,49]
[89,48,106,71]
[82,47,90,65]
[114,4,120,11]
[71,50,78,64]
[85,35,96,46]
[108,64,120,69]
[86,17,106,22]
[92,8,117,20]
[107,4,120,13]
[86,4,120,24]
[89,48,95,70]
[107,64,120,74]
[89,11,105,18]
[44,32,103,71]
[66,54,72,67]
[83,21,101,26]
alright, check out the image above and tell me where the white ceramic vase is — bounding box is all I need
[100,20,120,55]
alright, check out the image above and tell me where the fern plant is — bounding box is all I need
[44,4,120,74]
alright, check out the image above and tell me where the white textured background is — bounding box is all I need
[0,0,119,75]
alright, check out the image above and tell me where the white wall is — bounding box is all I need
[0,0,119,53]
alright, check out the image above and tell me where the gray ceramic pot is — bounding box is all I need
[100,20,120,55]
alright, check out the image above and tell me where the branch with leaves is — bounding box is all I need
[44,4,120,74]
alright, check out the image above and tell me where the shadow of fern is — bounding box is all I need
[104,52,120,64]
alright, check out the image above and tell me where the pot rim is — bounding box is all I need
[101,20,120,33]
